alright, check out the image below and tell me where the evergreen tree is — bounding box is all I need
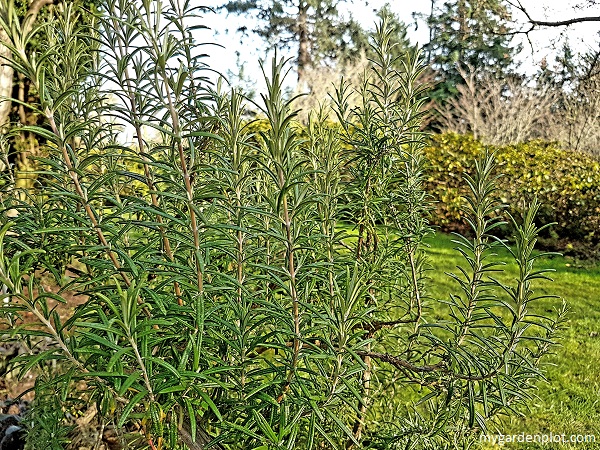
[425,0,519,101]
[221,0,368,84]
[291,5,416,119]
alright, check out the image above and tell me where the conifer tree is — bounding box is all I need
[425,0,519,101]
[222,0,371,84]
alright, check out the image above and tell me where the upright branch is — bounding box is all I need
[1,7,135,289]
[46,113,132,288]
[334,15,432,447]
[454,153,499,346]
[257,57,305,402]
[139,1,205,294]
[103,3,182,304]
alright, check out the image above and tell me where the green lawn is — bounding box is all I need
[424,232,600,449]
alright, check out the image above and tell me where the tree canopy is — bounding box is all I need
[424,0,520,101]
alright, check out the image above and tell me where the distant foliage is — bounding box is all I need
[424,0,519,102]
[536,43,600,157]
[426,133,600,257]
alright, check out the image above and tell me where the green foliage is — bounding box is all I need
[424,0,520,102]
[221,0,413,80]
[22,377,76,450]
[222,0,362,67]
[425,133,600,257]
[356,5,414,68]
[0,4,562,450]
[426,232,598,450]
[3,0,102,189]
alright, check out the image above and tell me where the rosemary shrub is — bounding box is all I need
[0,2,565,449]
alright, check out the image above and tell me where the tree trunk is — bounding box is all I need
[0,28,14,173]
[427,0,435,63]
[0,0,56,179]
[297,1,310,88]
[457,0,468,61]
[0,29,14,131]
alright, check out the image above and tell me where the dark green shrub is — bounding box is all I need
[425,133,600,257]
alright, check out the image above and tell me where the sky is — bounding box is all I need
[197,0,600,91]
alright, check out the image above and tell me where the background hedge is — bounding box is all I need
[424,133,600,258]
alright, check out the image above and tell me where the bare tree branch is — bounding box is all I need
[508,0,600,29]
[529,16,600,26]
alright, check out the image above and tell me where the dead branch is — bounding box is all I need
[508,0,600,30]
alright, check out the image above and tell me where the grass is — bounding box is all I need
[424,232,600,449]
